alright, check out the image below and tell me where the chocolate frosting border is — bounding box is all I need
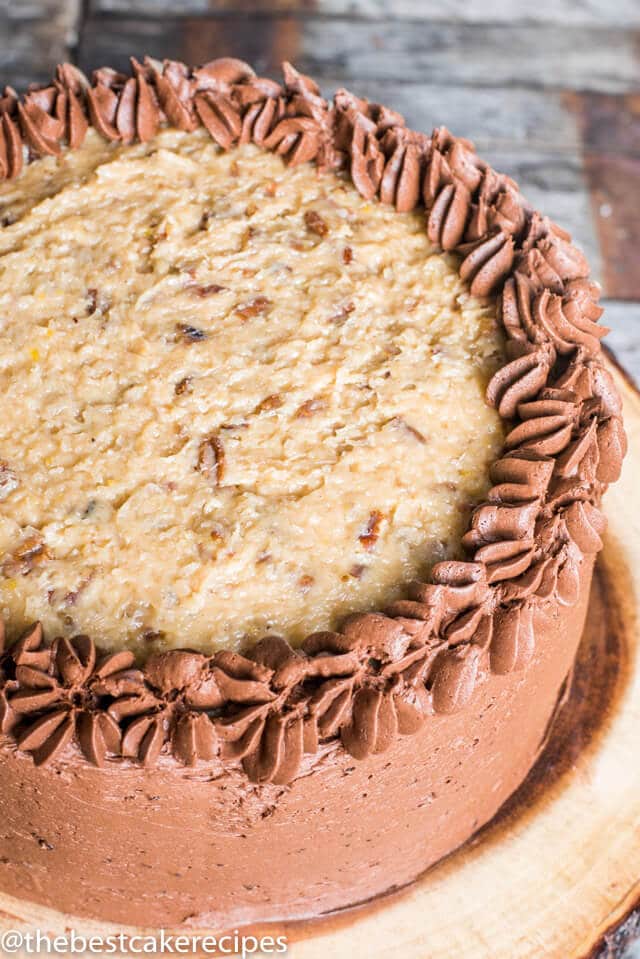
[0,56,627,784]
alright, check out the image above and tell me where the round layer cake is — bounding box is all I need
[0,58,626,929]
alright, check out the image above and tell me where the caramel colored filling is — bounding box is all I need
[0,129,504,654]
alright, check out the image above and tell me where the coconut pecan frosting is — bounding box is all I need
[0,57,626,784]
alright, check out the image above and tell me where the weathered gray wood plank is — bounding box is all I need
[0,0,81,90]
[595,905,640,959]
[89,0,640,29]
[77,15,640,94]
[624,926,640,959]
[566,92,640,301]
[604,302,640,386]
[317,81,583,154]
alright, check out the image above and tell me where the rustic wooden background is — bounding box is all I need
[0,1,639,956]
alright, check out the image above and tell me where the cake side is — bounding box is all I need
[0,552,595,927]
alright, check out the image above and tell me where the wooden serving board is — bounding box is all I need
[0,358,638,958]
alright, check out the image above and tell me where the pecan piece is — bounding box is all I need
[3,536,50,576]
[329,302,355,325]
[176,323,207,342]
[255,393,283,413]
[304,210,328,237]
[86,288,98,315]
[359,510,383,551]
[197,434,225,485]
[0,462,18,501]
[391,416,427,444]
[295,397,326,418]
[235,296,271,321]
[193,283,226,297]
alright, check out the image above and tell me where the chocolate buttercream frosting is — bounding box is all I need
[0,57,626,929]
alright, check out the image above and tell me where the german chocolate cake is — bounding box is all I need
[0,57,626,928]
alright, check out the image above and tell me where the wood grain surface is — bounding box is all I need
[0,2,638,956]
